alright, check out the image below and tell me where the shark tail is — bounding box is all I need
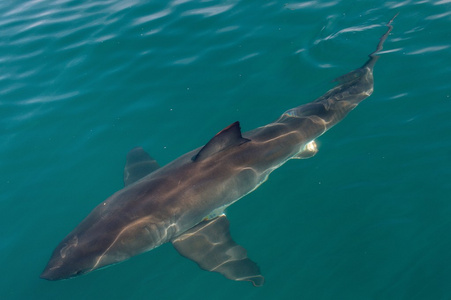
[363,13,398,70]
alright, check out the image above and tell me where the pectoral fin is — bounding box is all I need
[172,215,264,287]
[293,140,318,159]
[124,147,160,186]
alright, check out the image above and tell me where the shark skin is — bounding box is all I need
[40,17,396,286]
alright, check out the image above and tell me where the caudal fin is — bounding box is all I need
[364,13,398,70]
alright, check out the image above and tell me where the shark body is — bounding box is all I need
[41,18,396,286]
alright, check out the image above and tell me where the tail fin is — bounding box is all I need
[364,13,398,70]
[333,14,398,84]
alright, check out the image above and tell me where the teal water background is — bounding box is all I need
[1,0,451,299]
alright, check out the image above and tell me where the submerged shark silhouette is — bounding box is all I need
[41,17,396,286]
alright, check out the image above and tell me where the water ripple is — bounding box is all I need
[284,1,339,10]
[316,24,380,44]
[435,0,451,5]
[425,11,451,20]
[133,8,173,26]
[182,4,235,17]
[407,45,450,55]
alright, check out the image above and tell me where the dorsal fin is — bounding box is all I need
[192,121,250,162]
[124,147,160,186]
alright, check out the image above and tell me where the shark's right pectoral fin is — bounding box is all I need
[293,140,318,159]
[172,215,264,287]
[124,147,160,186]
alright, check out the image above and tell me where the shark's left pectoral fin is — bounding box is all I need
[172,215,264,287]
[124,147,160,186]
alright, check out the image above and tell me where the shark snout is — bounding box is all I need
[40,261,86,281]
[40,268,59,281]
[40,250,83,281]
[40,258,73,281]
[40,264,63,281]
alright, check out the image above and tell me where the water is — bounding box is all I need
[1,0,451,299]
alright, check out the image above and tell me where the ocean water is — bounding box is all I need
[1,0,451,299]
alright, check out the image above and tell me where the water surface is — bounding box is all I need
[1,0,451,299]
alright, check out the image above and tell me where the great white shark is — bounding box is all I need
[41,17,396,286]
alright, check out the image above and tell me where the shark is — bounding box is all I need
[41,17,396,286]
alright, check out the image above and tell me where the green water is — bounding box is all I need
[1,0,451,299]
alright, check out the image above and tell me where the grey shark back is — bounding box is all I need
[41,17,396,285]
